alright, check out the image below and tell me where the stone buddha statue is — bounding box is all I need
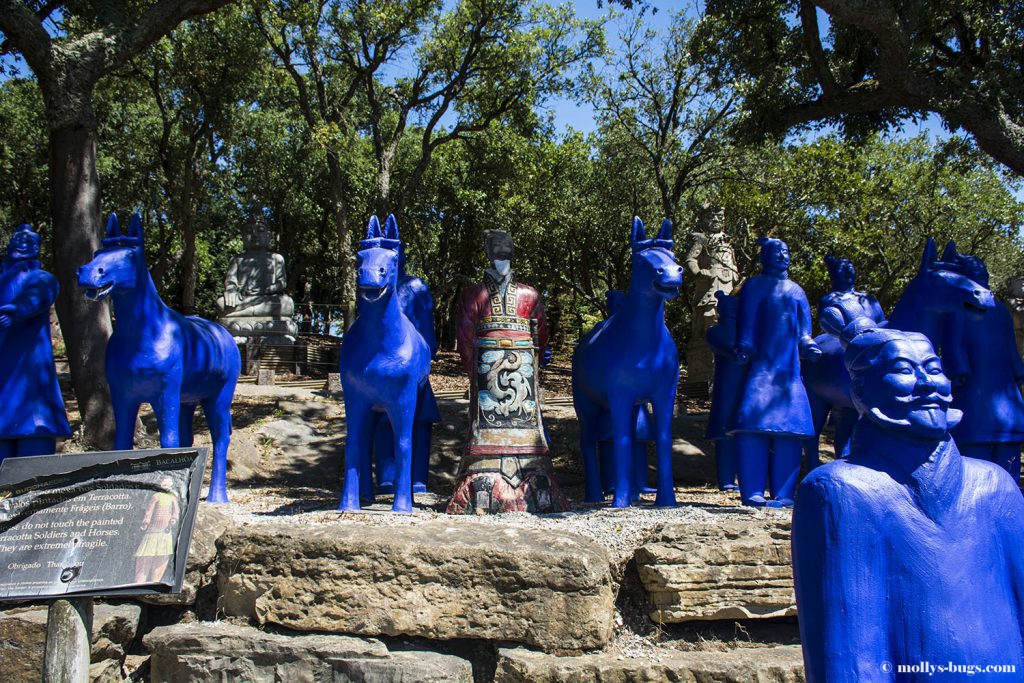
[217,216,297,340]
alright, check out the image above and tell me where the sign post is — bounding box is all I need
[0,447,208,681]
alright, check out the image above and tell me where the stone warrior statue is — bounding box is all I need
[684,206,739,391]
[0,224,71,462]
[216,215,297,341]
[793,324,1024,681]
[449,229,567,514]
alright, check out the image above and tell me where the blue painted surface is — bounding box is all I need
[729,237,819,507]
[705,291,739,490]
[77,214,241,503]
[941,253,1024,480]
[339,215,430,513]
[793,327,1024,682]
[802,256,886,465]
[367,214,439,496]
[0,224,70,461]
[572,217,682,508]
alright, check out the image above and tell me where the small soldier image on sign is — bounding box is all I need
[0,448,206,600]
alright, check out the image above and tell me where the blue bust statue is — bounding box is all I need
[0,224,71,461]
[941,254,1024,480]
[729,237,819,507]
[793,325,1024,681]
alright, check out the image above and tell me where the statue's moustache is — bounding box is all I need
[889,391,953,408]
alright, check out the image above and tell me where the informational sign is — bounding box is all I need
[0,447,206,600]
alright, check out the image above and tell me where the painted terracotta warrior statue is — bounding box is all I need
[448,229,566,514]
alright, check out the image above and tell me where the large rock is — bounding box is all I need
[635,517,795,622]
[145,621,472,683]
[217,520,615,652]
[141,505,233,607]
[0,602,141,683]
[495,645,805,682]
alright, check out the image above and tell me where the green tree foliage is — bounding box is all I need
[699,0,1024,175]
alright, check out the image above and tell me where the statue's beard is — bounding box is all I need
[863,392,960,438]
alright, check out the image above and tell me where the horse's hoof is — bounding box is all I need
[338,500,362,512]
[653,496,676,508]
[742,494,768,507]
[206,490,229,504]
[766,498,793,508]
[719,484,739,492]
[391,500,413,514]
[611,495,632,508]
[412,483,427,494]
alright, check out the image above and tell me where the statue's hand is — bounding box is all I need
[224,292,241,307]
[0,315,10,331]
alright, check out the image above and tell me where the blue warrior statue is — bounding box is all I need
[0,224,71,461]
[793,324,1024,681]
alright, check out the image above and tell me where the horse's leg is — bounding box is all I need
[804,392,829,470]
[598,437,614,495]
[715,437,738,491]
[372,415,396,495]
[651,393,676,508]
[767,436,803,508]
[361,411,383,503]
[153,385,181,449]
[385,390,417,514]
[179,403,198,447]
[631,442,650,501]
[112,394,141,451]
[608,396,636,509]
[575,396,605,503]
[735,433,770,507]
[992,442,1022,483]
[15,438,56,457]
[833,409,858,459]
[340,401,374,511]
[202,382,235,504]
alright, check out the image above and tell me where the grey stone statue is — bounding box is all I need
[684,206,739,389]
[216,216,297,341]
[1007,276,1024,357]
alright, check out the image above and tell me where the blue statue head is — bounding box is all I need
[357,214,400,303]
[714,289,737,320]
[7,223,40,261]
[917,238,994,314]
[757,237,789,276]
[629,217,682,300]
[825,254,855,292]
[77,213,146,300]
[844,325,958,439]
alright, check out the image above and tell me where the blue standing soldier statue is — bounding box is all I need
[705,290,740,491]
[0,224,71,461]
[730,237,820,507]
[793,324,1024,682]
[941,253,1024,481]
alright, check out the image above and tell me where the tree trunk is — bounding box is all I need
[179,157,198,315]
[49,122,114,449]
[327,153,355,328]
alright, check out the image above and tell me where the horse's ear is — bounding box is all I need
[105,213,120,238]
[384,213,399,241]
[657,218,672,242]
[366,215,381,240]
[941,240,959,262]
[920,237,937,272]
[128,213,144,244]
[630,216,645,248]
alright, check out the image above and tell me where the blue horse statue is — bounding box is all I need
[366,214,439,497]
[802,239,995,466]
[339,215,430,513]
[589,290,655,498]
[77,213,241,503]
[705,290,740,491]
[573,217,683,508]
